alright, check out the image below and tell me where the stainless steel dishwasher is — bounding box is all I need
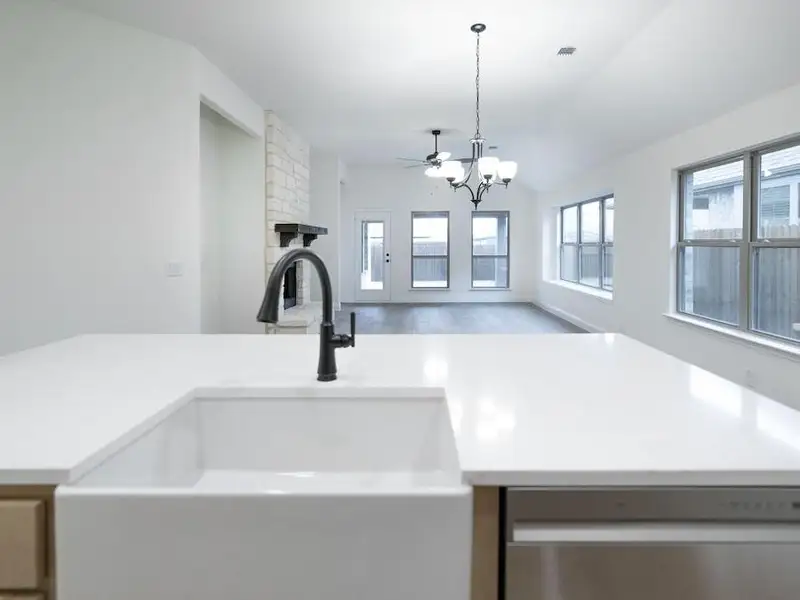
[504,487,800,600]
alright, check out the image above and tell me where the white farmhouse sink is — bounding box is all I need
[56,388,472,600]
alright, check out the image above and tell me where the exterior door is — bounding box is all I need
[354,211,391,302]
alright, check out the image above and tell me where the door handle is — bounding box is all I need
[510,523,800,545]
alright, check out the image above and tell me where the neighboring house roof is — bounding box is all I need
[693,146,800,189]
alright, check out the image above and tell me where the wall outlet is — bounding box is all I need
[166,261,184,278]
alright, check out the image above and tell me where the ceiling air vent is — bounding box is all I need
[557,47,576,56]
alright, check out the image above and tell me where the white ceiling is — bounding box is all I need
[56,0,800,189]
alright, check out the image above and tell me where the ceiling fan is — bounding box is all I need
[396,129,456,174]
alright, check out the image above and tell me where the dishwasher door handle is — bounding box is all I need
[512,523,800,545]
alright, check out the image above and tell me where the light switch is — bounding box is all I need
[166,261,184,277]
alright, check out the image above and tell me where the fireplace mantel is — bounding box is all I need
[274,223,328,248]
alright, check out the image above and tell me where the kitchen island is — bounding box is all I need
[1,333,800,599]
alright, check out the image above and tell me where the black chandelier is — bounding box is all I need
[438,24,518,209]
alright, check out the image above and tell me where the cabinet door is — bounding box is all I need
[0,500,45,589]
[471,487,499,600]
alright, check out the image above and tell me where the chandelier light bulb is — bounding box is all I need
[441,161,462,181]
[478,156,500,180]
[497,161,518,183]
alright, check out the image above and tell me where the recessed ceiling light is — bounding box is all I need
[557,47,577,56]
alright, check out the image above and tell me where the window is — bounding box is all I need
[559,196,614,290]
[760,186,790,225]
[678,140,800,343]
[411,211,449,288]
[472,211,509,288]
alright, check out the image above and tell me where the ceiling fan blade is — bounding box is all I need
[396,157,427,162]
[404,163,428,169]
[454,157,474,163]
[436,151,452,161]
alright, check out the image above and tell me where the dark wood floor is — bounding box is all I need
[334,303,584,335]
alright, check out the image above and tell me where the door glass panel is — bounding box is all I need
[360,221,384,291]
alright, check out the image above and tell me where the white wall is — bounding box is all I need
[0,0,263,355]
[309,150,345,306]
[199,105,265,334]
[200,106,223,333]
[534,81,800,408]
[215,112,266,334]
[342,166,536,303]
[196,57,264,139]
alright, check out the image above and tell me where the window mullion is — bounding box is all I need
[678,172,686,242]
[678,240,740,247]
[740,152,754,332]
[600,199,606,286]
[577,202,582,282]
[677,172,685,312]
[600,198,605,245]
[752,240,800,248]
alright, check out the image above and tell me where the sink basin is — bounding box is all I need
[56,388,472,600]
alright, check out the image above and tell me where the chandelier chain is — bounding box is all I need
[437,23,516,208]
[475,29,481,138]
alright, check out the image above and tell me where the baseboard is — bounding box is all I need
[530,301,604,333]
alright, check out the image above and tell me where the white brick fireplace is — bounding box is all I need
[264,112,318,333]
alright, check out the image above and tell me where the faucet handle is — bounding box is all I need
[350,311,356,347]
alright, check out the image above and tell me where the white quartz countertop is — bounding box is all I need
[2,333,800,486]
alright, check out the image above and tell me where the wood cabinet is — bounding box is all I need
[471,487,499,600]
[0,500,45,589]
[0,487,55,600]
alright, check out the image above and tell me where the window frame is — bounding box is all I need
[677,137,800,345]
[410,211,450,289]
[471,210,510,289]
[559,195,614,291]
